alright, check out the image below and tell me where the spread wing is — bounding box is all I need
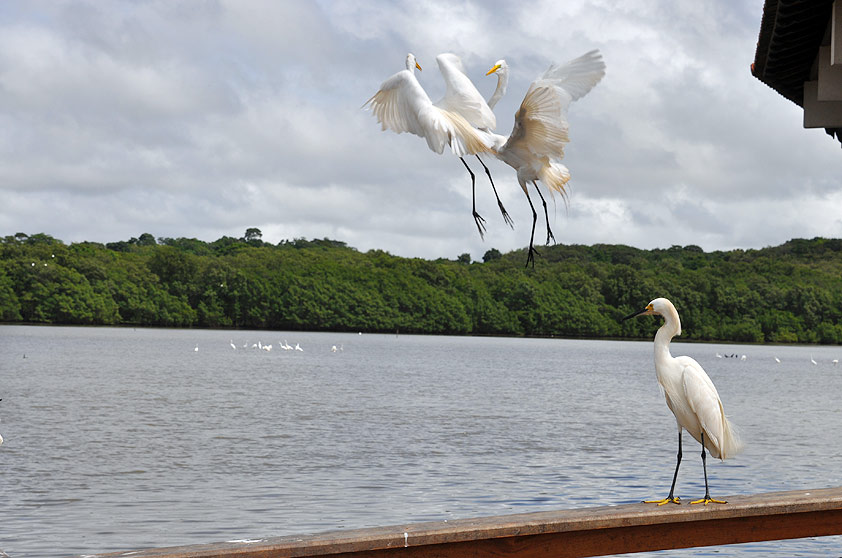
[501,50,605,161]
[434,53,496,130]
[503,84,570,160]
[540,49,606,108]
[363,69,430,137]
[364,69,491,156]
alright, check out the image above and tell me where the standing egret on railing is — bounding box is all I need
[624,298,743,505]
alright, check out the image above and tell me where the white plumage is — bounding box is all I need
[625,297,743,505]
[485,50,605,265]
[363,53,491,158]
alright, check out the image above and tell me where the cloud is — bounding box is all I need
[0,0,840,260]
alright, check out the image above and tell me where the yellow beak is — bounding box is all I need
[486,64,501,76]
[415,61,422,71]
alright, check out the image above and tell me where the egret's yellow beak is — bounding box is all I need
[415,61,422,71]
[486,64,501,76]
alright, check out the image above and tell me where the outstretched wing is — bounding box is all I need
[364,69,491,156]
[434,53,497,130]
[363,69,430,137]
[500,50,605,170]
[503,84,570,160]
[540,49,606,108]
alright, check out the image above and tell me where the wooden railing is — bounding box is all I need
[85,487,842,558]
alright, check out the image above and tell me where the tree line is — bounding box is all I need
[2,231,842,344]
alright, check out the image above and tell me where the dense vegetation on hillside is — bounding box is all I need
[3,231,842,344]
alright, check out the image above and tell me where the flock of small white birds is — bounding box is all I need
[715,353,839,365]
[190,341,345,353]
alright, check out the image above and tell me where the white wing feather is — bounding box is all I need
[540,49,606,106]
[503,84,570,159]
[364,69,491,157]
[679,356,743,460]
[434,53,497,130]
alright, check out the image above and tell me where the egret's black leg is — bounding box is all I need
[533,181,555,245]
[691,432,727,505]
[645,430,682,505]
[460,157,486,239]
[476,155,513,228]
[523,186,539,268]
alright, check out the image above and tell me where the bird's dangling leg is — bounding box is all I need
[460,157,486,239]
[691,432,727,505]
[476,155,513,228]
[645,430,682,505]
[522,184,540,268]
[533,181,555,245]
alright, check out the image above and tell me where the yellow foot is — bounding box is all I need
[690,497,727,505]
[643,497,681,506]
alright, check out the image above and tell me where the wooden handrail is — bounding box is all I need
[84,487,842,558]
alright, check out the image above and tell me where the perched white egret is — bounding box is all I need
[364,53,494,235]
[624,298,743,505]
[485,51,605,266]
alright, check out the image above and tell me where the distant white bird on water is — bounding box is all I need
[810,355,817,366]
[294,343,304,352]
[194,344,199,352]
[624,298,743,505]
[774,357,781,363]
[230,340,236,350]
[833,359,839,365]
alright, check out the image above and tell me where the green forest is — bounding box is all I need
[2,230,842,344]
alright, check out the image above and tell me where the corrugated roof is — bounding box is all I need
[751,0,834,107]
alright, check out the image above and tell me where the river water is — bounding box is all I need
[0,325,840,557]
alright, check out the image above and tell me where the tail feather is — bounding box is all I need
[538,161,571,198]
[441,111,493,157]
[718,416,744,460]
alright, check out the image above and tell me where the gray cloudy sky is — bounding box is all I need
[2,0,841,260]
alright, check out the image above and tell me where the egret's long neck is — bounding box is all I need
[653,312,681,369]
[487,70,508,110]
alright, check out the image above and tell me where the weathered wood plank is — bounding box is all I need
[83,487,842,558]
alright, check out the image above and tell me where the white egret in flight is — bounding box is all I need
[485,50,605,266]
[433,53,514,231]
[624,298,743,505]
[364,54,495,236]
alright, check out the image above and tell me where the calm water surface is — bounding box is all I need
[0,325,840,557]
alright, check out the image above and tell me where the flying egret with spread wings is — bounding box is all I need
[624,298,744,505]
[364,54,496,237]
[485,50,605,266]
